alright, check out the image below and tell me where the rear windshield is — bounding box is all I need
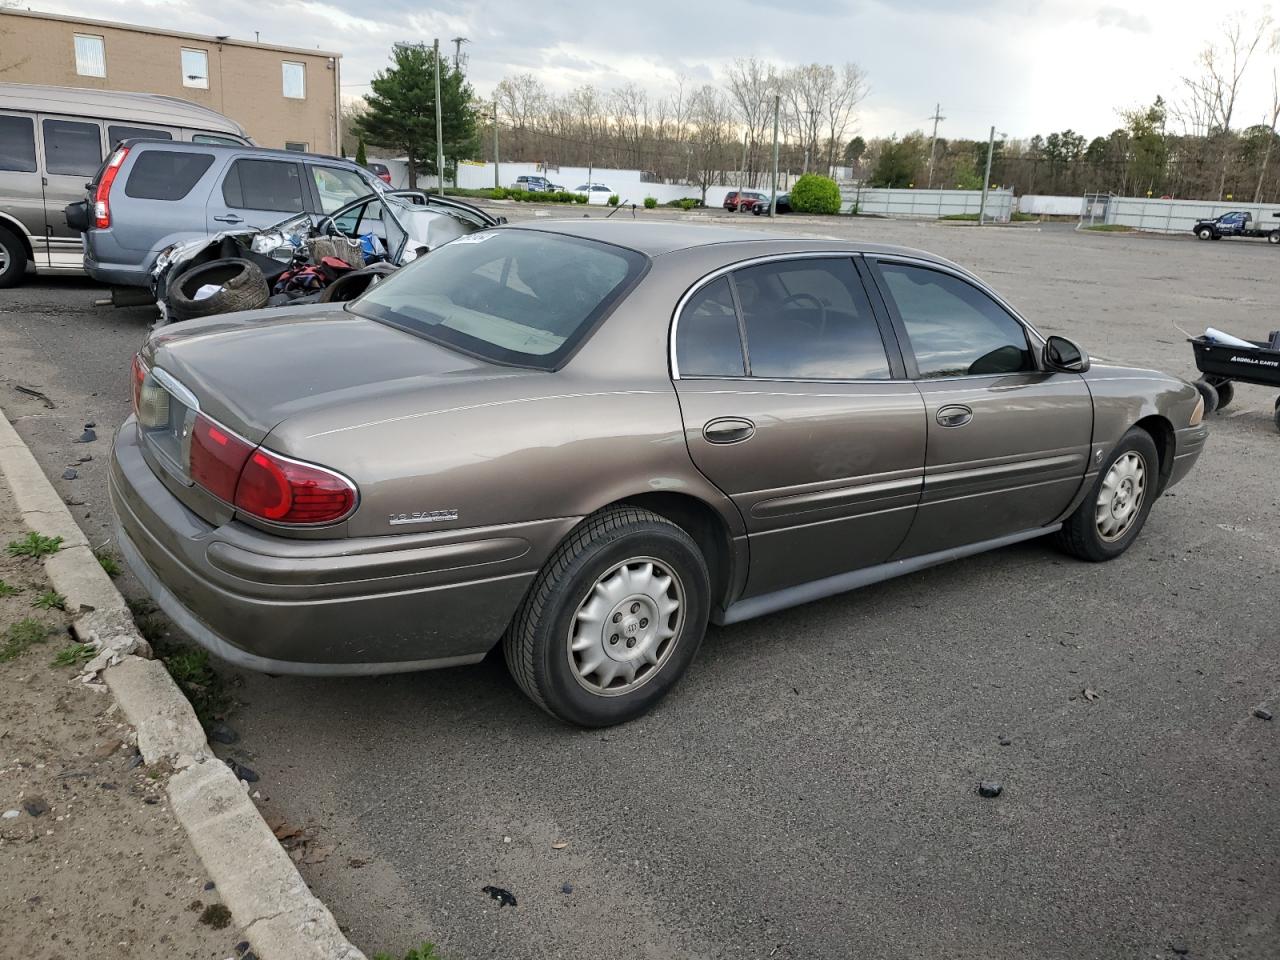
[349,230,646,369]
[125,150,215,200]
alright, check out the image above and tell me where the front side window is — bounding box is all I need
[877,262,1033,379]
[182,48,209,89]
[125,151,215,201]
[732,258,890,380]
[676,276,744,377]
[0,115,37,173]
[222,158,305,212]
[42,119,102,177]
[282,61,306,99]
[74,34,105,77]
[350,230,646,369]
[311,165,370,212]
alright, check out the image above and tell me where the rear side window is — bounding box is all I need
[0,115,37,173]
[42,119,102,176]
[733,258,890,380]
[676,276,745,377]
[222,158,305,212]
[877,263,1033,378]
[124,150,215,201]
[108,125,173,148]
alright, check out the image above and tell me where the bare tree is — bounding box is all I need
[782,64,834,174]
[1174,11,1272,197]
[1255,69,1280,202]
[495,73,547,159]
[725,58,778,186]
[689,85,733,203]
[823,63,869,174]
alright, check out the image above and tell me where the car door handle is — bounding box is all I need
[936,404,973,428]
[213,214,244,224]
[703,417,755,444]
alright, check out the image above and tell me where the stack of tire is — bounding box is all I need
[166,258,270,322]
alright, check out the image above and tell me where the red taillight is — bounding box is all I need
[233,448,356,524]
[378,172,392,183]
[94,146,129,229]
[131,353,147,414]
[189,414,253,503]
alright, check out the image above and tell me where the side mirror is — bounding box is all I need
[1044,335,1090,373]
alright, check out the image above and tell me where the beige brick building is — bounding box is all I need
[0,9,341,152]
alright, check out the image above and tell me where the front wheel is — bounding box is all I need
[1055,428,1159,562]
[503,506,710,726]
[0,225,27,288]
[1196,227,1213,240]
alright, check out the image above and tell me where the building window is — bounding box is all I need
[282,61,306,99]
[74,34,106,78]
[181,48,209,89]
[284,141,308,152]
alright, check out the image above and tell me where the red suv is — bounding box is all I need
[723,190,768,212]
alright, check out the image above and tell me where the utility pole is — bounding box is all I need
[769,91,780,218]
[492,97,500,190]
[926,102,945,188]
[450,37,469,71]
[433,39,445,194]
[978,125,995,225]
[738,134,749,210]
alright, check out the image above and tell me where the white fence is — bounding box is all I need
[841,186,1014,221]
[1016,194,1080,216]
[1101,196,1280,234]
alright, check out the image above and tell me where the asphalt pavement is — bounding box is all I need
[0,212,1276,960]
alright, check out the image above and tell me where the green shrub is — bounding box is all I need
[678,198,697,210]
[574,193,588,204]
[643,196,657,209]
[355,139,368,167]
[789,174,842,215]
[490,186,508,199]
[607,194,619,206]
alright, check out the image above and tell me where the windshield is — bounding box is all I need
[349,229,646,368]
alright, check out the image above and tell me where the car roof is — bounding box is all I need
[0,82,249,138]
[506,219,956,266]
[121,138,362,166]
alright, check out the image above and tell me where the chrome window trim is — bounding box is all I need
[670,250,886,382]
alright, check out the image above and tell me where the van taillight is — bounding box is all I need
[186,412,357,525]
[94,146,129,229]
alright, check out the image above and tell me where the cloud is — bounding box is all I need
[1096,5,1153,33]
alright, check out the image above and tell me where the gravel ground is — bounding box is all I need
[0,215,1276,960]
[0,480,243,960]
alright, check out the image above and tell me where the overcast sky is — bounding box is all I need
[38,0,1280,141]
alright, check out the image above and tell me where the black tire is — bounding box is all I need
[503,506,710,727]
[1269,231,1280,244]
[0,225,28,289]
[1055,427,1160,562]
[1211,379,1234,409]
[1196,227,1213,240]
[1274,396,1280,434]
[1194,378,1219,416]
[167,257,269,321]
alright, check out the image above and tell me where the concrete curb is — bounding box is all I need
[0,407,367,960]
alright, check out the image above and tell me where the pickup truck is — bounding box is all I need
[1192,210,1280,243]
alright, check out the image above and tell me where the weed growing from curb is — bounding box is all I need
[7,532,63,558]
[32,590,66,610]
[0,579,19,597]
[51,642,95,667]
[1,617,56,661]
[95,549,122,577]
[373,945,443,960]
[162,646,229,727]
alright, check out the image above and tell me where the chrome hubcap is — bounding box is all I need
[567,557,684,696]
[0,245,8,273]
[1095,451,1146,541]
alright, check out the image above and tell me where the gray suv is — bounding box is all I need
[78,140,386,288]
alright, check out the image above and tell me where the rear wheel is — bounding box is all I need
[0,225,27,288]
[503,506,710,727]
[1269,231,1280,244]
[1056,427,1159,562]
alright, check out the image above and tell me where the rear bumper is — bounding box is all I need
[83,237,149,287]
[110,419,572,675]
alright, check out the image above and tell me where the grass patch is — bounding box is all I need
[95,549,122,577]
[32,590,66,611]
[160,645,229,727]
[373,945,442,960]
[51,642,95,667]
[0,579,19,597]
[1082,223,1134,232]
[1,617,56,662]
[7,532,63,559]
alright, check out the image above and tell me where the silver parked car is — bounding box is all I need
[110,222,1208,726]
[0,82,251,286]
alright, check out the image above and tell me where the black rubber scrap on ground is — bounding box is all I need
[482,885,517,907]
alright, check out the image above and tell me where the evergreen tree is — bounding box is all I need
[355,139,367,166]
[354,43,478,189]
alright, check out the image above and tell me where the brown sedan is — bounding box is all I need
[110,222,1208,726]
